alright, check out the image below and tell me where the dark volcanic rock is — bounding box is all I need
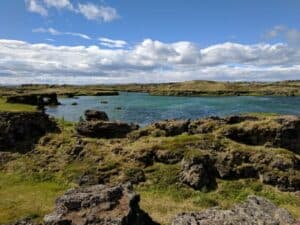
[0,112,59,152]
[84,110,109,121]
[44,184,159,225]
[7,93,60,106]
[224,115,300,152]
[153,119,190,136]
[180,154,217,190]
[171,195,296,225]
[76,121,139,138]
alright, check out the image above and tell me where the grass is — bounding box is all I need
[137,174,300,225]
[0,172,70,225]
[0,98,36,112]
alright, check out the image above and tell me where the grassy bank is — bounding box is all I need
[0,98,36,112]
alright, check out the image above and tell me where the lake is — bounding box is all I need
[46,92,300,126]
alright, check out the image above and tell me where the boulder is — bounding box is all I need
[179,154,217,190]
[84,110,109,121]
[44,184,159,225]
[0,112,59,153]
[171,195,296,225]
[76,121,139,138]
[153,120,190,136]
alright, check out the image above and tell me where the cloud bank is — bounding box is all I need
[0,38,300,85]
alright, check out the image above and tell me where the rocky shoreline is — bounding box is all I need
[0,110,300,225]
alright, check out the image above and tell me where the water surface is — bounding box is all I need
[46,92,300,126]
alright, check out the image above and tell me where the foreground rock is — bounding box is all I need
[6,93,60,107]
[77,121,139,138]
[84,110,109,121]
[171,195,297,225]
[44,184,159,225]
[0,112,58,152]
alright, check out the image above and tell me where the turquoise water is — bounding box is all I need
[46,92,300,126]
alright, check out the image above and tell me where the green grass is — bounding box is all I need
[0,172,70,225]
[137,171,300,225]
[0,98,36,112]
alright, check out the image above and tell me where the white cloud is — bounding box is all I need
[99,37,127,48]
[43,0,73,10]
[33,27,91,40]
[25,0,48,16]
[24,0,119,23]
[78,3,119,22]
[0,39,300,85]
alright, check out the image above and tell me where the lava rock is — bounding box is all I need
[44,184,159,225]
[180,154,217,191]
[76,121,139,138]
[84,110,109,121]
[171,195,296,225]
[0,112,59,153]
[153,119,190,136]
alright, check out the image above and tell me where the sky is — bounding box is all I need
[0,0,300,84]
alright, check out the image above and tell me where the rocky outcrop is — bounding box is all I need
[180,155,217,190]
[171,195,297,225]
[6,93,60,107]
[84,110,109,121]
[153,120,190,136]
[224,115,300,153]
[0,112,59,152]
[76,121,139,138]
[44,184,159,225]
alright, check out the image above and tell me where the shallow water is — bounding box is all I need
[46,92,300,126]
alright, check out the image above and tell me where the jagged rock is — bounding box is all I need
[214,150,300,191]
[6,93,60,106]
[85,110,109,121]
[44,184,159,225]
[180,154,217,190]
[0,112,59,152]
[224,115,300,152]
[76,121,139,138]
[274,116,300,153]
[153,120,190,136]
[171,195,296,225]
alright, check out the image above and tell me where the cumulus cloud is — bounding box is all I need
[25,0,48,16]
[0,39,300,85]
[78,3,119,22]
[33,27,91,40]
[99,37,127,48]
[24,0,119,22]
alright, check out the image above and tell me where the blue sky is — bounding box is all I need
[0,0,300,84]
